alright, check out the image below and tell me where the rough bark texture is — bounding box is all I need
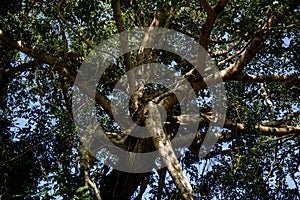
[1,0,300,199]
[145,101,194,200]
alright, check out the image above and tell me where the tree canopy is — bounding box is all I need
[0,0,299,199]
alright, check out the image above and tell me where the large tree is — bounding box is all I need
[0,0,299,199]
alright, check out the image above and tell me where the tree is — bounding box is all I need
[0,0,299,199]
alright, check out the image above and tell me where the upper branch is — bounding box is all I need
[225,119,300,137]
[199,0,229,49]
[232,73,300,86]
[221,15,281,79]
[112,0,135,91]
[0,30,56,65]
[0,29,113,117]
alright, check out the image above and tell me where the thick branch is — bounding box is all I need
[199,0,213,15]
[233,73,300,85]
[145,101,194,200]
[199,0,229,49]
[0,30,56,65]
[111,0,135,91]
[221,15,280,79]
[137,1,176,64]
[0,29,113,117]
[225,120,300,137]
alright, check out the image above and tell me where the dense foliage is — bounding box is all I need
[0,0,299,199]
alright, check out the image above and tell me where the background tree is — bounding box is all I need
[0,0,299,199]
